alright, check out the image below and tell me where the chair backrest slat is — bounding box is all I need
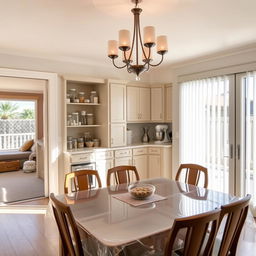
[176,163,208,188]
[107,165,139,186]
[64,169,102,194]
[50,193,84,256]
[165,209,221,256]
[217,194,251,256]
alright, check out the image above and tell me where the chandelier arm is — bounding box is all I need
[135,14,139,65]
[112,58,127,69]
[148,54,164,67]
[137,13,148,61]
[128,12,137,62]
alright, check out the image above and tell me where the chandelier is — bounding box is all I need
[107,0,168,80]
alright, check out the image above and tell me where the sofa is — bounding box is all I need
[0,150,32,168]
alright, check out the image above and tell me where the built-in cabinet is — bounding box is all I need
[151,86,164,122]
[66,145,171,187]
[109,82,127,147]
[127,86,150,122]
[110,83,126,123]
[63,77,173,187]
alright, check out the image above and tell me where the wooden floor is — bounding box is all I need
[0,198,59,256]
[0,198,255,256]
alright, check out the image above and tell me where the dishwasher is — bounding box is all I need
[71,162,96,189]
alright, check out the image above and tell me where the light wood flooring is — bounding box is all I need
[0,198,59,256]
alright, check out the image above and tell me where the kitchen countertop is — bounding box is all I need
[66,142,172,155]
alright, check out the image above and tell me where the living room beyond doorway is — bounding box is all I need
[0,91,45,203]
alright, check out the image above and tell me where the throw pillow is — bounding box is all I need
[19,139,34,152]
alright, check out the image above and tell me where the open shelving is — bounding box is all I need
[63,76,109,151]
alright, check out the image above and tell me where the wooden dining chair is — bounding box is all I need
[64,169,102,194]
[50,193,84,256]
[175,163,208,188]
[165,209,221,256]
[214,194,251,256]
[107,165,140,186]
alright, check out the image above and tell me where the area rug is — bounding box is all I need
[0,170,44,203]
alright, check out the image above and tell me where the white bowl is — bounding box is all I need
[128,183,155,200]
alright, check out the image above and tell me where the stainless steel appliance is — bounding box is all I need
[71,162,96,189]
[154,124,171,144]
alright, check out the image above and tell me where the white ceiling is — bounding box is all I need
[0,0,256,67]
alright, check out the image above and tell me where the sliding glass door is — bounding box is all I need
[236,72,256,212]
[180,75,235,194]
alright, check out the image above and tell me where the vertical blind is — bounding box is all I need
[180,76,230,193]
[243,72,256,202]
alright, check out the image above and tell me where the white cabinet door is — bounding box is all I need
[96,159,114,187]
[127,86,140,121]
[115,156,132,166]
[165,86,172,122]
[148,155,161,178]
[133,154,148,180]
[139,87,151,121]
[110,83,126,123]
[111,123,126,147]
[151,87,164,121]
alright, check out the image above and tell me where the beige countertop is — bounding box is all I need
[66,142,172,155]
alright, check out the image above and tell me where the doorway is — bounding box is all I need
[0,84,46,203]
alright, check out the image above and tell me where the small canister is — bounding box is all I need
[69,88,77,103]
[78,92,85,103]
[67,114,73,126]
[72,138,78,149]
[86,113,94,125]
[66,93,71,103]
[77,137,84,148]
[80,111,87,125]
[72,112,79,125]
[67,140,73,150]
[84,132,92,142]
[90,91,97,103]
[93,138,100,147]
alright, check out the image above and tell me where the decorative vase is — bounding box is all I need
[142,127,150,143]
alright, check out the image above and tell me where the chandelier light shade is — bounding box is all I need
[107,0,168,80]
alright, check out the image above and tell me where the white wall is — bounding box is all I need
[0,53,151,82]
[147,44,256,176]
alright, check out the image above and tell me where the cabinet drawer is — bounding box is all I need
[71,153,95,164]
[148,147,161,155]
[96,151,113,160]
[115,149,132,158]
[133,147,148,156]
[115,157,132,166]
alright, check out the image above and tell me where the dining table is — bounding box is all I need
[56,178,256,256]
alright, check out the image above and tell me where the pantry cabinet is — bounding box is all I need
[110,83,126,123]
[127,86,150,122]
[151,86,164,122]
